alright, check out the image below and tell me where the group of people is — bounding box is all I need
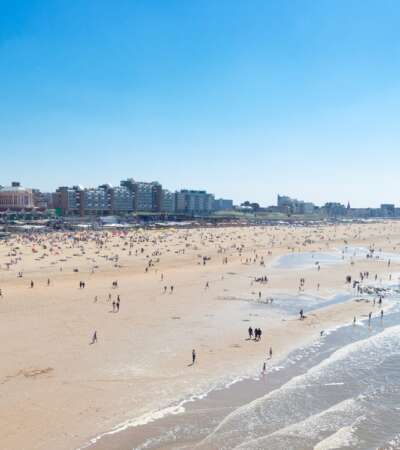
[255,275,268,283]
[248,326,263,341]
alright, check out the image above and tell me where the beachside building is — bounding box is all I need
[55,184,135,216]
[54,186,83,215]
[380,204,395,217]
[301,202,316,214]
[176,189,215,214]
[32,190,54,209]
[175,191,187,213]
[120,179,162,212]
[161,189,176,213]
[323,202,347,217]
[277,194,315,215]
[214,198,233,211]
[82,185,111,215]
[277,195,293,208]
[110,185,134,214]
[0,182,34,211]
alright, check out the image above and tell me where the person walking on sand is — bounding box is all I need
[90,331,97,344]
[248,326,253,340]
[269,347,273,358]
[192,349,196,365]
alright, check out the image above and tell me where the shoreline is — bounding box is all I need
[88,294,396,450]
[87,294,381,450]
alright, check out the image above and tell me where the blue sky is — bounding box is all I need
[1,0,400,207]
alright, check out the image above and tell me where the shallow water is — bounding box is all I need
[251,291,355,316]
[272,246,400,271]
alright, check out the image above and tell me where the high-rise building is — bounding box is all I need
[175,191,187,213]
[55,184,135,216]
[109,185,134,213]
[120,179,162,212]
[82,185,111,215]
[54,186,82,215]
[176,190,215,214]
[161,189,176,213]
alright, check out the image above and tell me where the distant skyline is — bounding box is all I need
[1,1,400,207]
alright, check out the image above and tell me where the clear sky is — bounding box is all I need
[1,0,400,207]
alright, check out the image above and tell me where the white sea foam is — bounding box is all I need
[75,373,255,450]
[198,325,400,448]
[233,398,363,450]
[76,404,187,449]
[382,433,400,450]
[314,425,359,449]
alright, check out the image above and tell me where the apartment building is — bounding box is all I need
[176,189,215,214]
[120,179,162,212]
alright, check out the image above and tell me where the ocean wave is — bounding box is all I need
[75,372,259,450]
[233,398,363,450]
[197,325,400,449]
[313,425,359,450]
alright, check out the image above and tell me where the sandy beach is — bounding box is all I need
[1,221,400,450]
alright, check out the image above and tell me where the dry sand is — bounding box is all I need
[1,221,399,450]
